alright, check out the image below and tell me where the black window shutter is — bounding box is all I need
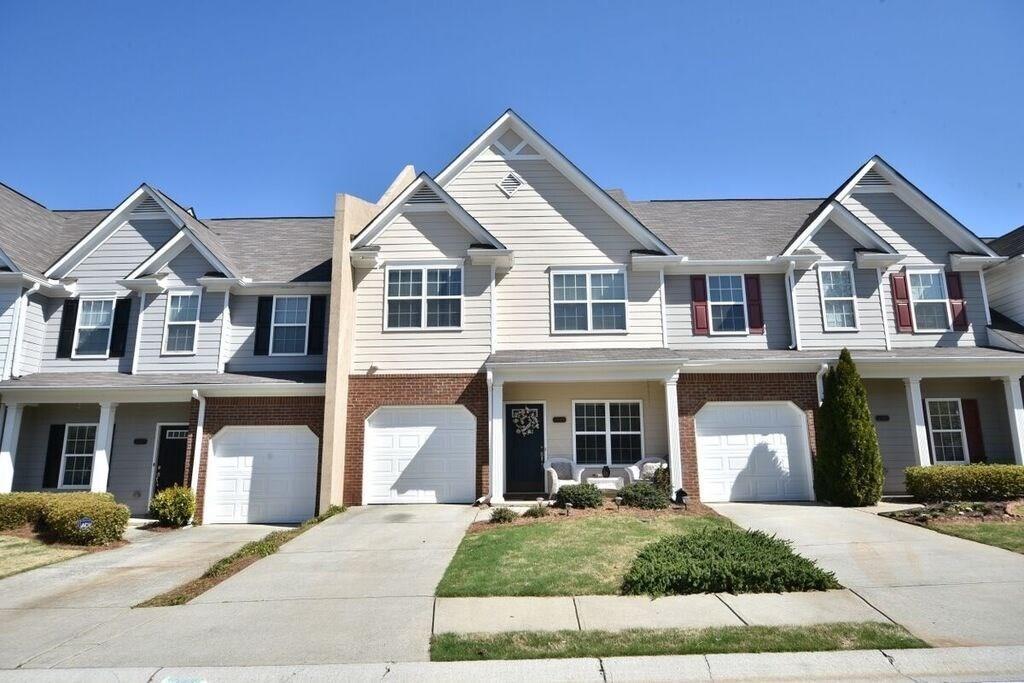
[307,295,326,355]
[56,300,79,359]
[254,296,273,356]
[109,298,133,358]
[42,424,65,488]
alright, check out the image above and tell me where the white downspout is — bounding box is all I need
[785,262,802,350]
[815,363,829,406]
[189,389,207,497]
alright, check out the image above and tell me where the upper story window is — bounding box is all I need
[271,295,311,355]
[72,298,115,358]
[818,264,858,331]
[162,289,201,355]
[908,269,950,332]
[385,264,463,330]
[707,275,747,334]
[551,269,627,333]
[573,400,644,465]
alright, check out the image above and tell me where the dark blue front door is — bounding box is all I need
[505,403,545,494]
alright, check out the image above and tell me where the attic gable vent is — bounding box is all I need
[406,184,443,205]
[497,172,524,198]
[133,195,164,214]
[857,168,890,187]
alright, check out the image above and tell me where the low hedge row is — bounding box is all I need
[905,464,1024,502]
[0,491,129,545]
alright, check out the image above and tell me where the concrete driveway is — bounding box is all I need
[713,503,1024,647]
[13,505,477,669]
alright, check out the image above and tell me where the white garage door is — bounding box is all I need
[695,402,813,502]
[204,426,318,524]
[363,406,476,505]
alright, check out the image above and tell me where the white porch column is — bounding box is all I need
[489,377,505,503]
[90,402,117,493]
[0,403,24,493]
[664,373,683,494]
[903,377,931,467]
[1002,376,1024,466]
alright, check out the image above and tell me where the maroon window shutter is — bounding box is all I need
[961,398,986,462]
[690,276,709,336]
[946,272,969,331]
[744,274,764,334]
[890,272,913,333]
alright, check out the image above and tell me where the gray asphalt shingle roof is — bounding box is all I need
[0,183,75,276]
[989,225,1024,258]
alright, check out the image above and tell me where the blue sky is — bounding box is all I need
[2,1,1022,236]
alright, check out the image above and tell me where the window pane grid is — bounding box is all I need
[552,272,626,332]
[74,299,114,356]
[573,401,642,466]
[271,296,309,354]
[61,425,96,488]
[819,268,857,330]
[707,275,746,333]
[908,271,949,331]
[927,400,967,464]
[386,266,462,329]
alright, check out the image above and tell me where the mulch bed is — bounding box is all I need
[2,523,127,552]
[883,500,1024,526]
[137,521,181,533]
[468,499,717,534]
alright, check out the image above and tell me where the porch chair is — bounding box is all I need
[545,458,581,498]
[624,456,668,485]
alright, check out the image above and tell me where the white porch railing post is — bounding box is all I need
[664,373,683,494]
[1002,376,1024,466]
[0,403,24,493]
[903,377,931,467]
[489,378,505,504]
[90,402,117,493]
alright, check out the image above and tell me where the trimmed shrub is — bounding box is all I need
[651,465,672,497]
[621,527,840,596]
[489,506,518,524]
[905,464,1024,502]
[0,492,116,532]
[555,483,603,509]
[522,504,549,518]
[620,482,670,509]
[149,486,195,527]
[814,348,884,506]
[41,494,130,545]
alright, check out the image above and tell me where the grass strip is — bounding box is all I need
[136,505,344,607]
[431,621,928,661]
[928,520,1024,554]
[0,535,85,579]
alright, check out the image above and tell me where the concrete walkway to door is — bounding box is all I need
[712,502,1024,647]
[19,505,478,669]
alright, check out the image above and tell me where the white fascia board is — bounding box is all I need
[679,357,829,373]
[350,246,381,269]
[228,281,330,295]
[838,157,998,257]
[855,356,1024,379]
[434,110,674,255]
[351,174,505,251]
[125,231,190,279]
[631,254,688,271]
[487,360,681,383]
[949,253,1007,271]
[657,257,790,275]
[467,248,514,269]
[783,200,896,256]
[0,272,71,296]
[115,275,168,294]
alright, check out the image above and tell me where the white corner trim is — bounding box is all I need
[218,290,231,372]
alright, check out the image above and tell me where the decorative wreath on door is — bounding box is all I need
[512,407,540,437]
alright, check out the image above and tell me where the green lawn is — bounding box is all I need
[0,535,84,579]
[431,622,928,661]
[929,520,1024,554]
[436,513,731,597]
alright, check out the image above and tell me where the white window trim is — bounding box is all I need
[817,262,860,332]
[925,398,970,465]
[570,399,645,466]
[383,261,464,332]
[57,423,98,490]
[906,267,952,333]
[549,267,629,335]
[706,274,749,336]
[270,294,311,356]
[161,287,203,356]
[71,297,117,359]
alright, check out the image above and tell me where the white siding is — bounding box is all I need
[225,295,329,373]
[664,274,790,350]
[351,212,490,373]
[17,292,46,375]
[445,157,663,350]
[985,258,1024,326]
[0,285,21,376]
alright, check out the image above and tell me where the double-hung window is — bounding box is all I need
[59,424,98,489]
[572,400,644,465]
[162,289,201,354]
[818,264,858,331]
[925,399,969,464]
[72,298,116,358]
[551,270,627,332]
[271,295,310,355]
[706,275,747,334]
[907,269,950,332]
[385,264,462,329]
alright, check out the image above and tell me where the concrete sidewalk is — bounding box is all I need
[1,645,1021,682]
[433,589,889,634]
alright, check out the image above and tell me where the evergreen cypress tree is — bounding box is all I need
[814,348,884,506]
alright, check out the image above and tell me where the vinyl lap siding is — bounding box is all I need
[0,286,20,376]
[64,219,177,293]
[985,259,1024,326]
[225,295,329,373]
[12,403,100,492]
[444,157,663,349]
[351,212,489,373]
[107,402,190,514]
[40,295,138,372]
[664,274,790,350]
[16,292,47,375]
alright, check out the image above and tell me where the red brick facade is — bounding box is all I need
[345,373,489,506]
[185,396,325,523]
[677,372,819,501]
